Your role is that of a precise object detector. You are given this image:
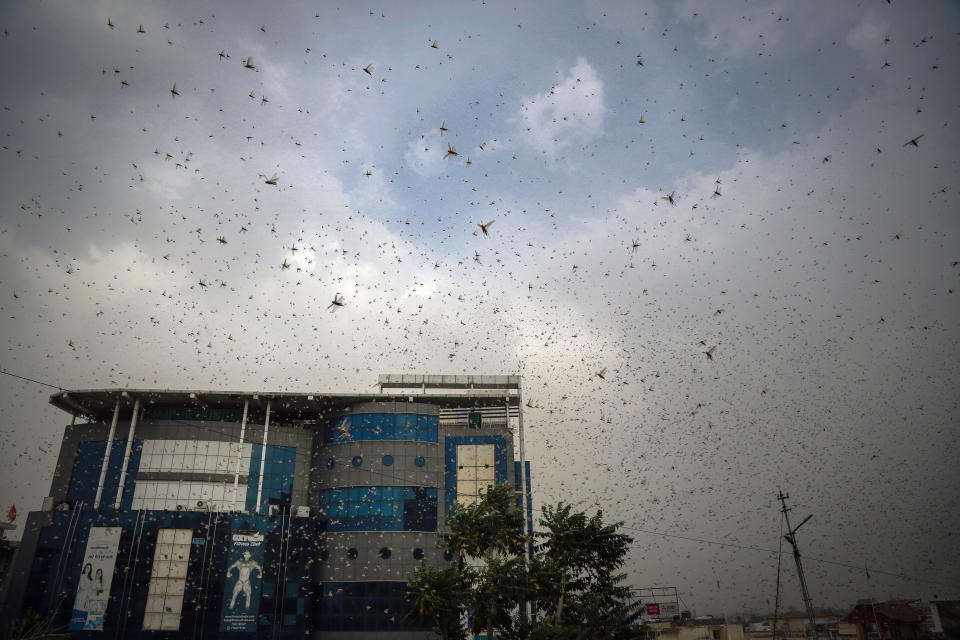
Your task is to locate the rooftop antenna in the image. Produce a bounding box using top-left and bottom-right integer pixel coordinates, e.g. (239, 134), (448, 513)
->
(778, 490), (818, 640)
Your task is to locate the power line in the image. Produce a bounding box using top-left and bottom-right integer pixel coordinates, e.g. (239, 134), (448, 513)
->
(0, 368), (63, 390)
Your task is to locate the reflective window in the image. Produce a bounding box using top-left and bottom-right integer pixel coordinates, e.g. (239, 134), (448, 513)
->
(245, 444), (296, 513)
(381, 454), (394, 466)
(316, 486), (438, 532)
(142, 528), (191, 631)
(67, 440), (139, 510)
(351, 455), (363, 468)
(414, 456), (426, 467)
(325, 413), (439, 443)
(131, 480), (242, 512)
(138, 439), (250, 474)
(455, 444), (496, 506)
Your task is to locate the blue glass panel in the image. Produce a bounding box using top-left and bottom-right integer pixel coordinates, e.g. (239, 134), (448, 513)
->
(315, 487), (438, 532)
(382, 454), (394, 466)
(317, 582), (428, 631)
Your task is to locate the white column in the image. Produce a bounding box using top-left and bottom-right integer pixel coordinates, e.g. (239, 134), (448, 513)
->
(232, 399), (249, 510)
(255, 399), (271, 514)
(114, 397), (141, 510)
(93, 398), (120, 509)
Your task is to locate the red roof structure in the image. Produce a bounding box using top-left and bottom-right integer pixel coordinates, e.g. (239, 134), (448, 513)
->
(844, 602), (924, 625)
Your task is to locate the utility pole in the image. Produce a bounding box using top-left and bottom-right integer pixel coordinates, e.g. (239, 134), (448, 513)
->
(778, 491), (818, 640)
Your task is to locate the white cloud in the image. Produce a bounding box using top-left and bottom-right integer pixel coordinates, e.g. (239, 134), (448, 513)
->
(846, 11), (889, 63)
(515, 57), (605, 162)
(403, 128), (446, 177)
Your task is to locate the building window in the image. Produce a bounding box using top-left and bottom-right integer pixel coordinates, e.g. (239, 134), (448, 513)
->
(414, 456), (425, 467)
(455, 444), (496, 506)
(316, 486), (438, 532)
(413, 548), (424, 560)
(245, 444), (296, 513)
(351, 455), (363, 468)
(317, 582), (428, 631)
(326, 457), (336, 470)
(379, 547), (391, 559)
(347, 548), (358, 560)
(382, 455), (394, 467)
(326, 414), (439, 443)
(142, 528), (191, 631)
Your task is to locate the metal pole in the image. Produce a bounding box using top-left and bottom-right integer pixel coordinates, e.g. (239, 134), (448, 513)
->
(515, 377), (532, 621)
(93, 397), (121, 509)
(778, 491), (817, 640)
(233, 399), (249, 510)
(114, 397), (141, 510)
(255, 399), (271, 514)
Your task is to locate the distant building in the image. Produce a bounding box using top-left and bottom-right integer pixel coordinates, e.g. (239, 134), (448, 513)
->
(0, 522), (17, 598)
(651, 617), (746, 640)
(843, 601), (927, 640)
(929, 600), (960, 640)
(0, 375), (533, 639)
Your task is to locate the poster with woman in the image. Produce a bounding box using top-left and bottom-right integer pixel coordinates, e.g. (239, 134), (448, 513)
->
(69, 527), (122, 631)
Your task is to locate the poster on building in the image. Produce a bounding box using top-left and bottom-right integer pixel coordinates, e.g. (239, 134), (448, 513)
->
(219, 529), (265, 632)
(69, 526), (122, 631)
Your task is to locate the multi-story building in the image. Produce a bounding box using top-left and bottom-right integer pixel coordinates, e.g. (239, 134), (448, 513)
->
(0, 374), (533, 639)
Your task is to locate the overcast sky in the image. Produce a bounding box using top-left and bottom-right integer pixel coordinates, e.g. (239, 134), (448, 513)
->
(1, 0), (958, 617)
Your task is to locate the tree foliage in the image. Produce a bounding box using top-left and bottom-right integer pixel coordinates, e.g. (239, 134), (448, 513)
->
(405, 483), (646, 640)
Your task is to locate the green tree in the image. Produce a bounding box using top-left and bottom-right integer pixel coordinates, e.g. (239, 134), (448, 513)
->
(525, 503), (644, 638)
(405, 483), (646, 640)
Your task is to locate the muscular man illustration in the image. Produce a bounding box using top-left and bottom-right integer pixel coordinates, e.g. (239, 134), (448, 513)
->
(227, 550), (262, 610)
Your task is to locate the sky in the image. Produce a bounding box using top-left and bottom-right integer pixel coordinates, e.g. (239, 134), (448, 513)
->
(1, 0), (958, 617)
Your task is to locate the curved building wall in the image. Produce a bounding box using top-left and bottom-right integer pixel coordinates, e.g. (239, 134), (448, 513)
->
(311, 402), (441, 634)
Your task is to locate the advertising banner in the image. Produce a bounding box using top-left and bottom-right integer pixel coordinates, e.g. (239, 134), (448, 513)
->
(646, 602), (679, 619)
(69, 526), (122, 631)
(220, 529), (265, 632)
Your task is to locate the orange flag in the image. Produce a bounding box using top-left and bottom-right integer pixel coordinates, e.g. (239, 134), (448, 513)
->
(6, 504), (15, 522)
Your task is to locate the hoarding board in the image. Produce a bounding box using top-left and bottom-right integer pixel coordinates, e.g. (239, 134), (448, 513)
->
(220, 530), (265, 632)
(646, 602), (679, 618)
(69, 526), (122, 631)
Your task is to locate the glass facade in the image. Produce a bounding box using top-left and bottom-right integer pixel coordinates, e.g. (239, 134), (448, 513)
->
(142, 528), (191, 630)
(20, 510), (313, 638)
(133, 439), (252, 511)
(315, 581), (428, 632)
(326, 413), (439, 443)
(138, 439), (250, 475)
(444, 435), (508, 515)
(67, 440), (140, 510)
(245, 444), (296, 514)
(316, 486), (438, 532)
(455, 443), (496, 506)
